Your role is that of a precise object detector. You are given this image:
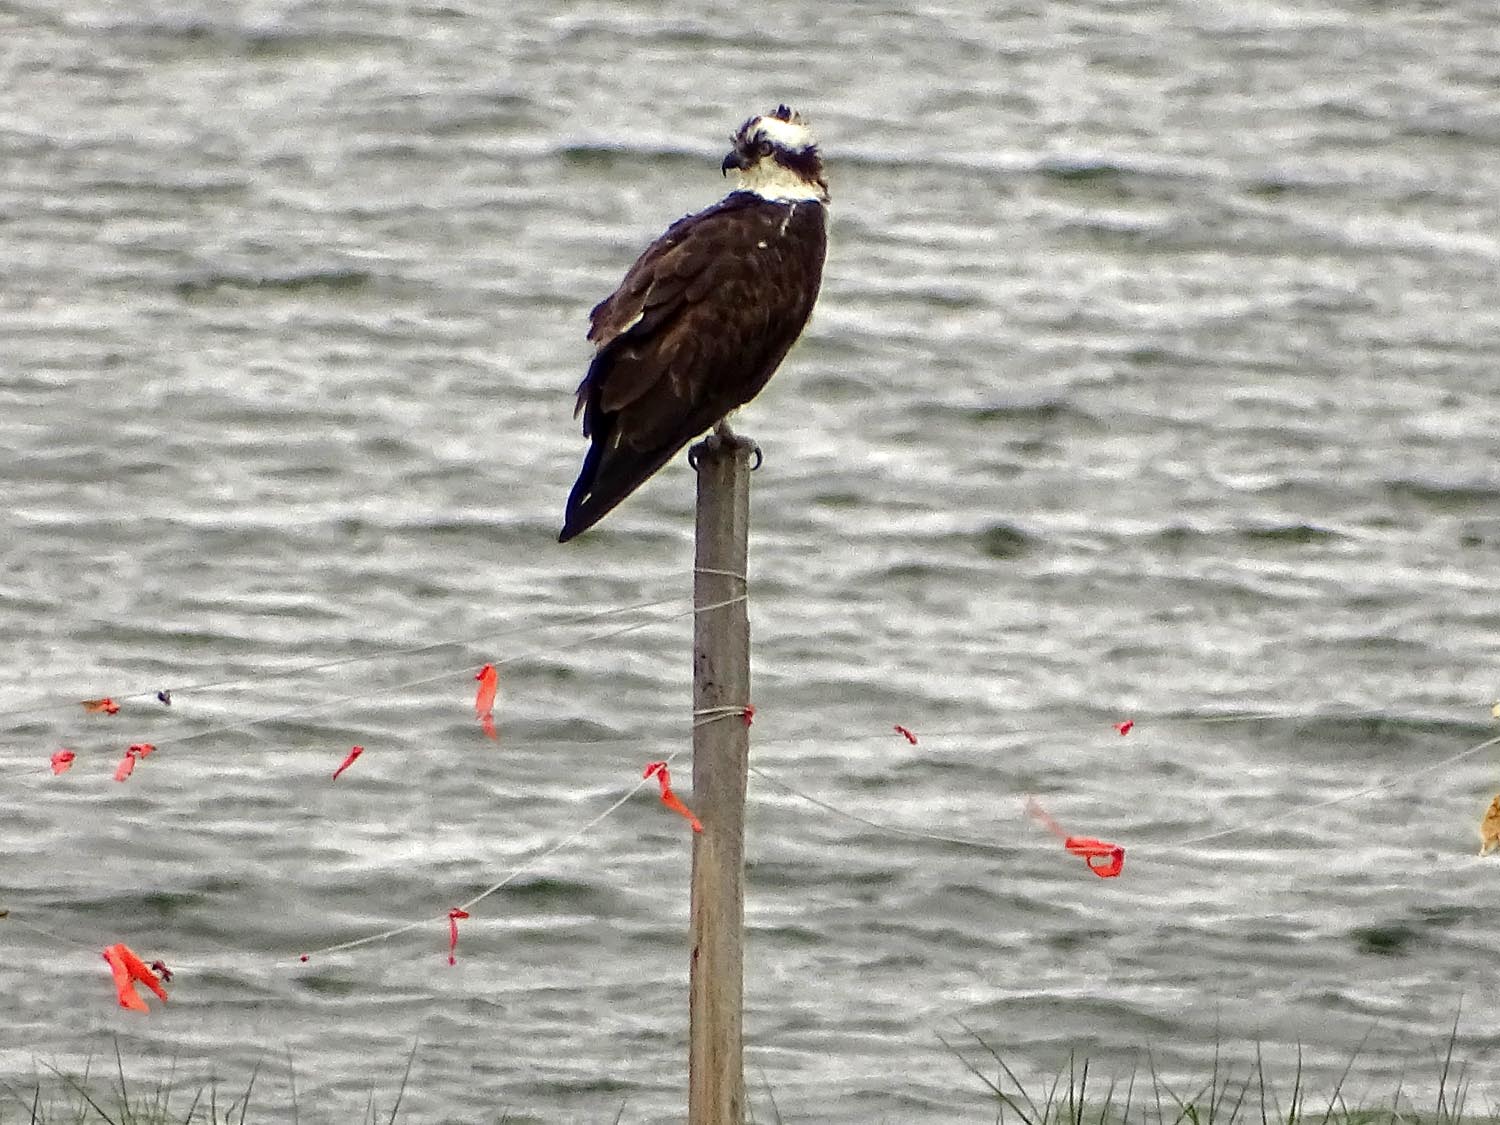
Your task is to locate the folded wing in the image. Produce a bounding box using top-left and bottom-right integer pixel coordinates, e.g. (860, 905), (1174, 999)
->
(560, 195), (825, 542)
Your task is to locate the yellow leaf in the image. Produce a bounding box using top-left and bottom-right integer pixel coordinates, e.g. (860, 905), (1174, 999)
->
(1479, 795), (1500, 856)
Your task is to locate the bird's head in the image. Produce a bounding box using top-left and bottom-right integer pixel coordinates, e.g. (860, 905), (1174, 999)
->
(721, 105), (829, 203)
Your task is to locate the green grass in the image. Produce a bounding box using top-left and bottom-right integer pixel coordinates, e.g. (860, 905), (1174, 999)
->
(0, 1041), (415, 1125)
(7, 1022), (1492, 1124)
(940, 1015), (1494, 1125)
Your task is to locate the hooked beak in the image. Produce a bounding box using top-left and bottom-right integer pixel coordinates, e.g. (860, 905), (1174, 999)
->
(721, 148), (752, 176)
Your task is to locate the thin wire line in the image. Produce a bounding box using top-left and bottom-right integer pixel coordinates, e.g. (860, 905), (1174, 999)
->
(291, 699), (751, 963)
(13, 718), (1497, 970)
(297, 748), (686, 961)
(692, 706), (751, 722)
(287, 703), (796, 962)
(750, 766), (1011, 854)
(300, 710), (1049, 963)
(0, 908), (96, 951)
(0, 595), (682, 728)
(22, 605), (696, 766)
(5, 703), (1480, 795)
(693, 567), (747, 582)
(1163, 731), (1500, 848)
(750, 728), (1500, 860)
(692, 593), (748, 613)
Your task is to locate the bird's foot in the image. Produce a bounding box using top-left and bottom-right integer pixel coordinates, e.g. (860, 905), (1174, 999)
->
(713, 421), (763, 470)
(689, 423), (762, 470)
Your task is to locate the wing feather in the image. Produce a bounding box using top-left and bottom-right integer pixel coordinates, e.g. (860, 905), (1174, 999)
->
(587, 216), (708, 348)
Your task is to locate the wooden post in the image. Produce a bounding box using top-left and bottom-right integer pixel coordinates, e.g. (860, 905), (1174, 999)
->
(688, 433), (753, 1125)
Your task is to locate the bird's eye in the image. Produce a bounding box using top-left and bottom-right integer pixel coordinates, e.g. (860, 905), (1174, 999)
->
(757, 139), (773, 156)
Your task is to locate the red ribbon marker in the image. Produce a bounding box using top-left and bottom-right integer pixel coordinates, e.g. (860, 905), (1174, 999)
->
(447, 907), (471, 965)
(113, 743), (156, 782)
(1064, 836), (1127, 878)
(50, 750), (76, 775)
(1114, 720), (1134, 736)
(1026, 797), (1126, 878)
(474, 664), (499, 740)
(643, 761), (703, 833)
(102, 943), (168, 1011)
(331, 746), (364, 780)
(82, 698), (120, 715)
(742, 705), (755, 727)
(893, 724), (918, 745)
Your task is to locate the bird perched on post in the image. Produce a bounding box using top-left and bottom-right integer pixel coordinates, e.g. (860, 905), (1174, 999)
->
(559, 105), (830, 543)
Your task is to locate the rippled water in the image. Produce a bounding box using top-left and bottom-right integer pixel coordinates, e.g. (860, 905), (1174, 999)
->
(4, 0), (1500, 1120)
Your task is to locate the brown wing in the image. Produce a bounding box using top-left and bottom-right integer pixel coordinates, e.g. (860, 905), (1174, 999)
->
(560, 193), (826, 542)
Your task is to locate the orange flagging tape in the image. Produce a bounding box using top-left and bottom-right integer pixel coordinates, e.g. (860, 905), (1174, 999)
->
(1026, 797), (1125, 878)
(447, 908), (470, 965)
(474, 664), (499, 740)
(643, 761), (702, 833)
(1063, 836), (1126, 878)
(331, 746), (364, 780)
(102, 943), (168, 1011)
(112, 744), (156, 783)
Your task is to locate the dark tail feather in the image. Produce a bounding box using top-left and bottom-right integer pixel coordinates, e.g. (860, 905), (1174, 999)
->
(558, 430), (690, 542)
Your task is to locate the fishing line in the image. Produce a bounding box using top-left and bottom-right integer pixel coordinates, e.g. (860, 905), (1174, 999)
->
(3, 600), (767, 793)
(12, 710), (740, 967)
(8, 680), (1469, 802)
(693, 593), (748, 613)
(10, 580), (1497, 989)
(11, 711), (1499, 1001)
(2, 601), (703, 777)
(750, 765), (1011, 854)
(1161, 731), (1500, 849)
(0, 593), (683, 730)
(692, 705), (752, 724)
(297, 709), (732, 960)
(295, 748), (688, 963)
(745, 723), (1500, 863)
(4, 592), (752, 769)
(0, 907), (97, 952)
(692, 567), (748, 583)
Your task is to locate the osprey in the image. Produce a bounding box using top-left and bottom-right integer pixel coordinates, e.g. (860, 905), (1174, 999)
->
(559, 105), (829, 542)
